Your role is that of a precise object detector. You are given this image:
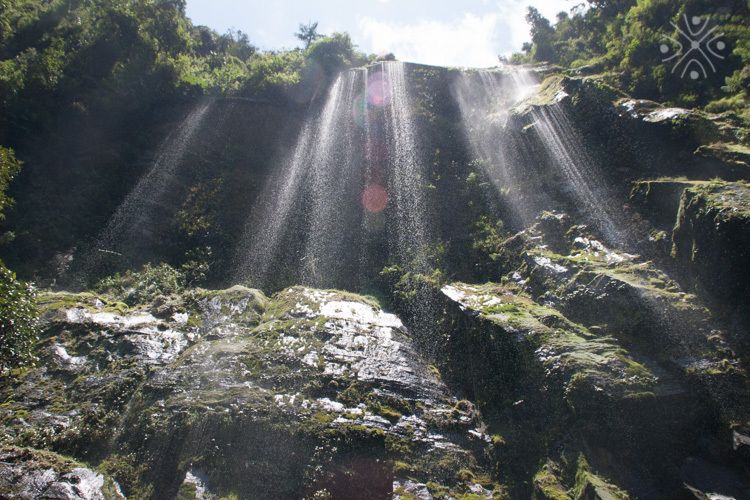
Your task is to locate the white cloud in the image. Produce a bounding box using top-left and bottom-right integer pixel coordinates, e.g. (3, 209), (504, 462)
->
(357, 0), (571, 67)
(359, 13), (502, 67)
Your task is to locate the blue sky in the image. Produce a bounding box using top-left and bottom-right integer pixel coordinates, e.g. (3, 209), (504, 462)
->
(185, 0), (574, 67)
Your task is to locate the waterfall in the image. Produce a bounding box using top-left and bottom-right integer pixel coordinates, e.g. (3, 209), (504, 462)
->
(454, 66), (628, 246)
(529, 102), (628, 246)
(234, 62), (434, 291)
(77, 100), (212, 280)
(231, 119), (315, 287)
(233, 70), (367, 289)
(382, 61), (432, 272)
(453, 67), (540, 227)
(301, 70), (365, 286)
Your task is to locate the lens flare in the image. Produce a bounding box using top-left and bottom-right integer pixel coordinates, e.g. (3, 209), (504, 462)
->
(367, 71), (390, 107)
(362, 184), (388, 213)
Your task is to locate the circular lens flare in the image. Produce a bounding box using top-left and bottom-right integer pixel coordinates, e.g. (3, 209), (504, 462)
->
(362, 184), (388, 213)
(367, 71), (390, 107)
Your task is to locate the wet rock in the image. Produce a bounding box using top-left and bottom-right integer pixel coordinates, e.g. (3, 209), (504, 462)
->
(1, 286), (503, 498)
(122, 286), (502, 498)
(681, 457), (750, 500)
(629, 179), (698, 230)
(502, 214), (750, 424)
(510, 74), (750, 183)
(0, 446), (124, 499)
(438, 281), (666, 423)
(672, 181), (750, 327)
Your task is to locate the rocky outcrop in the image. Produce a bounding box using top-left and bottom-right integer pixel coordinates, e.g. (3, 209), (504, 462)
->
(517, 215), (748, 423)
(0, 447), (124, 499)
(672, 182), (750, 317)
(0, 286), (503, 499)
(509, 74), (750, 185)
(430, 279), (694, 496)
(420, 210), (750, 497)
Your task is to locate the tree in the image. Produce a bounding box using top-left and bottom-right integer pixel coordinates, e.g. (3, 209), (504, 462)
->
(295, 21), (322, 49)
(526, 7), (558, 63)
(306, 33), (366, 75)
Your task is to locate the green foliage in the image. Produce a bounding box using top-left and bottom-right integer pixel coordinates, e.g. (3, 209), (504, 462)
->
(95, 262), (185, 305)
(244, 50), (305, 94)
(0, 143), (36, 373)
(0, 263), (38, 373)
(180, 246), (213, 286)
(526, 7), (558, 63)
(0, 146), (21, 221)
(306, 33), (367, 75)
(517, 0), (750, 110)
(0, 2), (373, 280)
(295, 21), (322, 49)
(379, 265), (445, 306)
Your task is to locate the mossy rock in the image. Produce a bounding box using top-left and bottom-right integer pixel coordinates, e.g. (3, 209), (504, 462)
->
(0, 446), (125, 499)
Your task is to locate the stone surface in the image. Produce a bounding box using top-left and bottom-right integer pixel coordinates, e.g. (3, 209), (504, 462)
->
(0, 447), (124, 499)
(672, 181), (750, 317)
(0, 286), (503, 499)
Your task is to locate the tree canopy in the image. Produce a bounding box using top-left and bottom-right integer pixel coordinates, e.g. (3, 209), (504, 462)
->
(515, 0), (750, 113)
(295, 21), (322, 49)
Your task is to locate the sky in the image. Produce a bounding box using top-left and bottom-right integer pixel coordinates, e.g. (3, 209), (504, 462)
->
(185, 0), (574, 67)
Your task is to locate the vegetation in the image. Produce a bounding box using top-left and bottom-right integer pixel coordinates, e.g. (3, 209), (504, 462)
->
(0, 144), (37, 373)
(0, 1), (374, 281)
(515, 0), (750, 113)
(94, 262), (186, 305)
(0, 264), (37, 372)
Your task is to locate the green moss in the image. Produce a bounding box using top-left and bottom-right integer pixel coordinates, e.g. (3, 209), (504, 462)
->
(533, 464), (571, 500)
(483, 303), (520, 315)
(177, 481), (198, 500)
(491, 434), (506, 447)
(98, 454), (151, 498)
(456, 468), (476, 482)
(573, 455), (629, 500)
(37, 291), (129, 315)
(312, 412), (335, 424)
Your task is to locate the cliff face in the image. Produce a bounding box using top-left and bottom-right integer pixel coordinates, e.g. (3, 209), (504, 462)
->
(2, 64), (750, 499)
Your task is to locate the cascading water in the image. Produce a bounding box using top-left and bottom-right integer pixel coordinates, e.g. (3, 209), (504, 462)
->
(76, 100), (212, 280)
(234, 62), (434, 291)
(382, 62), (433, 271)
(455, 66), (628, 246)
(233, 70), (366, 289)
(453, 67), (540, 227)
(301, 70), (365, 286)
(529, 102), (628, 246)
(232, 120), (315, 287)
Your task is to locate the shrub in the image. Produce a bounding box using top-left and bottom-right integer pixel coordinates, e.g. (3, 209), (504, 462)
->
(95, 263), (185, 306)
(0, 263), (38, 373)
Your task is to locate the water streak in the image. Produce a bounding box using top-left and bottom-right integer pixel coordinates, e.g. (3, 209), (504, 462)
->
(302, 70), (364, 286)
(233, 70), (366, 288)
(232, 119), (315, 286)
(530, 103), (628, 245)
(453, 67), (540, 225)
(383, 62), (432, 271)
(78, 101), (212, 279)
